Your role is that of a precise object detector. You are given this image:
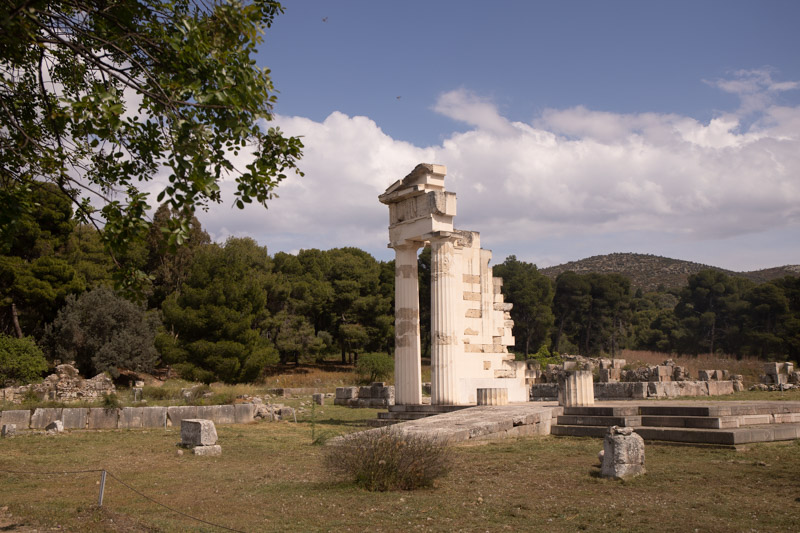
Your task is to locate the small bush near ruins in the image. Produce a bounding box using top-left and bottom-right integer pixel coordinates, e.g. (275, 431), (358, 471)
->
(0, 334), (48, 386)
(326, 428), (451, 491)
(355, 352), (394, 383)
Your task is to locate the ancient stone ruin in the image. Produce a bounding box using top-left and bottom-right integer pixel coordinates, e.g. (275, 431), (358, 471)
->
(379, 163), (525, 405)
(0, 364), (115, 404)
(755, 362), (799, 391)
(600, 426), (646, 480)
(334, 382), (395, 407)
(180, 419), (221, 456)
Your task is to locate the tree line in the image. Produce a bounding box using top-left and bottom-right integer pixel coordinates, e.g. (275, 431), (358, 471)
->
(496, 256), (800, 361)
(2, 187), (798, 386)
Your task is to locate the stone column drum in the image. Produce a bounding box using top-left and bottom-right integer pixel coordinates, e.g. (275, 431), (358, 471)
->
(430, 235), (459, 405)
(393, 243), (423, 405)
(559, 370), (595, 407)
(476, 388), (508, 406)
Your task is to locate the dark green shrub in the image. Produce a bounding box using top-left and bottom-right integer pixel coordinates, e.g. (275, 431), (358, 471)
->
(0, 334), (48, 386)
(355, 352), (393, 383)
(42, 286), (160, 378)
(325, 428), (451, 491)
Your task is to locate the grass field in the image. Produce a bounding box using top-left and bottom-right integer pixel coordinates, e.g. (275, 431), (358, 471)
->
(2, 401), (800, 532)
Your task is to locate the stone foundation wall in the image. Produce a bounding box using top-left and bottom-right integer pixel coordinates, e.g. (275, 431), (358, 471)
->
(1, 364), (115, 404)
(0, 403), (256, 430)
(334, 383), (395, 407)
(530, 380), (736, 401)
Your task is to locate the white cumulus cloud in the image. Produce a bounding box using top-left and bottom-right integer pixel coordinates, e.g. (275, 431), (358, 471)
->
(196, 71), (800, 270)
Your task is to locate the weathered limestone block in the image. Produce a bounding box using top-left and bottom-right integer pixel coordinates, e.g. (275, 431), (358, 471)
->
(119, 407), (144, 429)
(764, 362), (782, 376)
(335, 387), (359, 400)
(1, 409), (31, 428)
(477, 388), (508, 406)
(279, 407), (295, 420)
(599, 367), (621, 383)
(167, 406), (198, 427)
(791, 372), (800, 384)
(234, 403), (255, 424)
(61, 408), (89, 429)
(559, 371), (594, 407)
(31, 408), (62, 429)
(142, 406), (168, 428)
(181, 419), (218, 447)
(312, 393), (324, 405)
(88, 408), (118, 429)
(601, 426), (645, 480)
(193, 444), (222, 456)
(197, 404), (236, 425)
(698, 370), (713, 381)
(2, 424), (16, 437)
(707, 381), (735, 396)
(45, 420), (64, 433)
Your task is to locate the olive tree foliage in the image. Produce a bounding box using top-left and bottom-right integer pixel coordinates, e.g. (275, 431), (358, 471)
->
(42, 285), (160, 377)
(0, 0), (303, 290)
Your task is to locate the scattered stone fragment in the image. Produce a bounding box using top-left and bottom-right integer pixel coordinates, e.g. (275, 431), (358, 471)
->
(180, 419), (217, 447)
(312, 393), (324, 405)
(601, 426), (645, 480)
(1, 424), (16, 438)
(192, 445), (222, 456)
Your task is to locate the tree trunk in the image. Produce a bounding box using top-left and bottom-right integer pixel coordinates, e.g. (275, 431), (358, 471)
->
(11, 302), (23, 338)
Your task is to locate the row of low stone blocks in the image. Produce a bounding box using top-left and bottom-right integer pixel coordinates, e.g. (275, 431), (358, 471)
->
(532, 380), (738, 401)
(0, 404), (256, 430)
(334, 383), (395, 407)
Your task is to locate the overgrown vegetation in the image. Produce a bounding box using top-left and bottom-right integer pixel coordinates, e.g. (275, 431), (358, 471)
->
(326, 428), (451, 491)
(0, 334), (47, 386)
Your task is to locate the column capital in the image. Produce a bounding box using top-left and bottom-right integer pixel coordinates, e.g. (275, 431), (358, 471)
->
(390, 240), (424, 252)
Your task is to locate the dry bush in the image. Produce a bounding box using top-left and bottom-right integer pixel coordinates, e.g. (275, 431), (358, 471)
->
(326, 428), (451, 491)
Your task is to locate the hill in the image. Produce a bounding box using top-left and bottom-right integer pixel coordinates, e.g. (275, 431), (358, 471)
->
(539, 253), (800, 292)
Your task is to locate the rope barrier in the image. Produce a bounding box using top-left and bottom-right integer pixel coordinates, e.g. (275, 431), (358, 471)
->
(0, 467), (248, 533)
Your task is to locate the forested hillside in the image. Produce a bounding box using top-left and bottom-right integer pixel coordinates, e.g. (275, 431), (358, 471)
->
(540, 253), (800, 292)
(1, 186), (798, 388)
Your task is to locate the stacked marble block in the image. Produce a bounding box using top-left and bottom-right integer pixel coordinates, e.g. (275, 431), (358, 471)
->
(762, 362), (797, 386)
(334, 383), (395, 407)
(558, 371), (594, 407)
(180, 419), (221, 456)
(476, 388), (508, 406)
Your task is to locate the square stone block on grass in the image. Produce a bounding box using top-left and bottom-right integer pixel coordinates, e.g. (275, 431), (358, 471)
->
(234, 403), (255, 424)
(197, 405), (235, 425)
(31, 408), (62, 429)
(181, 419), (218, 446)
(141, 407), (168, 428)
(119, 407), (144, 429)
(88, 408), (119, 429)
(192, 444), (222, 456)
(61, 408), (89, 429)
(1, 410), (32, 429)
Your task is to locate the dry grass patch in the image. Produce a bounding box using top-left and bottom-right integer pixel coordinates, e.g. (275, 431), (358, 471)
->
(2, 402), (800, 532)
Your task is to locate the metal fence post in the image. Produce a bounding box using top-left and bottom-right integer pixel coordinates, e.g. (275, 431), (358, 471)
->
(98, 470), (107, 507)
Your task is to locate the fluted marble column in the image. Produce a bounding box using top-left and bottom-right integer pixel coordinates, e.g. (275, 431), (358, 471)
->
(430, 235), (459, 405)
(393, 243), (422, 405)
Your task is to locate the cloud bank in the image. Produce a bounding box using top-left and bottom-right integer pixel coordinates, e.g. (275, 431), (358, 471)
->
(198, 69), (800, 270)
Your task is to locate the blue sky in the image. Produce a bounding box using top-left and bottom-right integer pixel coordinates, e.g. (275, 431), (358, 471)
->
(195, 0), (800, 272)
